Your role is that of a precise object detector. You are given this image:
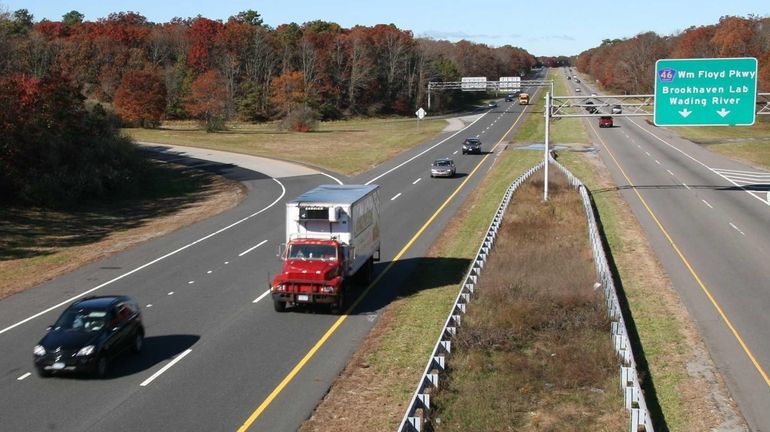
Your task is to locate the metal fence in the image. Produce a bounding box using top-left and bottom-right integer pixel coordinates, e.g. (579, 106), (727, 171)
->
(398, 159), (654, 432)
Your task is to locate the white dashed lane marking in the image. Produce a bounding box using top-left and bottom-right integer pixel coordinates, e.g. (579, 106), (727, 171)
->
(702, 200), (713, 209)
(253, 290), (271, 303)
(17, 373), (30, 381)
(391, 193), (402, 201)
(412, 178), (421, 185)
(140, 349), (193, 387)
(239, 240), (268, 257)
(729, 223), (746, 236)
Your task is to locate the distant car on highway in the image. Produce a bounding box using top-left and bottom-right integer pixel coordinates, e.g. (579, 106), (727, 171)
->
(505, 93), (515, 102)
(599, 116), (614, 128)
(612, 104), (623, 114)
(575, 88), (581, 92)
(430, 158), (456, 178)
(585, 101), (598, 114)
(34, 296), (144, 378)
(590, 92), (597, 97)
(487, 101), (498, 108)
(462, 137), (482, 154)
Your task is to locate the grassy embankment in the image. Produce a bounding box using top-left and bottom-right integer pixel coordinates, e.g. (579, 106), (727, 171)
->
(670, 121), (770, 169)
(1, 118), (446, 299)
(124, 118), (447, 177)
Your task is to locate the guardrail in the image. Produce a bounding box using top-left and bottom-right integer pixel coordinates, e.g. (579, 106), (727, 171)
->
(398, 158), (654, 432)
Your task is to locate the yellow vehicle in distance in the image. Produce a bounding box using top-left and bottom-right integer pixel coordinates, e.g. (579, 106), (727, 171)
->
(518, 92), (529, 105)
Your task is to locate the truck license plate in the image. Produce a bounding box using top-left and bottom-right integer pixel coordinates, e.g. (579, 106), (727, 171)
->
(297, 294), (309, 302)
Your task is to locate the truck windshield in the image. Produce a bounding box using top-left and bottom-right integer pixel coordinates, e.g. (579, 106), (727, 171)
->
(289, 244), (337, 261)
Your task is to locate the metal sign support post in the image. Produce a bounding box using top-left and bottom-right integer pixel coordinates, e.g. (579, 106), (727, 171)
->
(544, 92), (550, 201)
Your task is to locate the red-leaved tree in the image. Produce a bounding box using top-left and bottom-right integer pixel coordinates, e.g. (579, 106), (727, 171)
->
(114, 69), (167, 127)
(185, 69), (228, 131)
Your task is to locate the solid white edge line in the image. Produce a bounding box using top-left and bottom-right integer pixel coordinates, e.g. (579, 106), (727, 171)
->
(140, 348), (193, 387)
(239, 239), (268, 257)
(363, 112), (490, 185)
(318, 171), (343, 185)
(391, 193), (402, 201)
(253, 289), (271, 303)
(17, 372), (31, 381)
(702, 199), (713, 209)
(412, 178), (421, 185)
(0, 178), (287, 336)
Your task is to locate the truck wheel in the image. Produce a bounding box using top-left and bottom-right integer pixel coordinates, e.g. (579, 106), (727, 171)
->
(331, 292), (346, 315)
(365, 258), (374, 283)
(273, 299), (287, 312)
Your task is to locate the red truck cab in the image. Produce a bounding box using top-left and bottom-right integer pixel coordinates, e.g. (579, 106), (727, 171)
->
(270, 239), (346, 312)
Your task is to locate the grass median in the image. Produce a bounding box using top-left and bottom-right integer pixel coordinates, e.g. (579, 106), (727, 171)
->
(432, 169), (625, 431)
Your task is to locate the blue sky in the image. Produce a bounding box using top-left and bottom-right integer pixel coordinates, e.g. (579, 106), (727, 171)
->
(2, 1), (768, 56)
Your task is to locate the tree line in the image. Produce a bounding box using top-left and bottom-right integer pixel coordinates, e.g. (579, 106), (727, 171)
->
(575, 15), (770, 94)
(0, 9), (537, 129)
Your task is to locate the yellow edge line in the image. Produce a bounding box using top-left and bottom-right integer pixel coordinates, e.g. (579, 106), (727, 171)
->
(236, 106), (530, 431)
(586, 120), (770, 387)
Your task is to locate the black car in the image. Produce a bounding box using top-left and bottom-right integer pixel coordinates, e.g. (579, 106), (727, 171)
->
(34, 295), (144, 378)
(462, 137), (482, 154)
(584, 101), (598, 114)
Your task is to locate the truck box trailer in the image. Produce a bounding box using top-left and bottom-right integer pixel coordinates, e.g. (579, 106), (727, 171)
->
(270, 184), (381, 313)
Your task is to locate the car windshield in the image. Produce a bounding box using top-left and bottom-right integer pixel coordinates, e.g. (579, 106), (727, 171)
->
(53, 309), (107, 332)
(288, 244), (337, 260)
(434, 160), (452, 167)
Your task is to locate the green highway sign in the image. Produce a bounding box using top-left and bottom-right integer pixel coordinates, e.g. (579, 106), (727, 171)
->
(654, 57), (758, 126)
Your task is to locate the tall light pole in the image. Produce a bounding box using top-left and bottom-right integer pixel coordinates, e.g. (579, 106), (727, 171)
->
(544, 91), (550, 201)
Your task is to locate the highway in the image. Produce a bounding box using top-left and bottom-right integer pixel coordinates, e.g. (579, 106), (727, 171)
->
(0, 74), (545, 431)
(569, 70), (770, 430)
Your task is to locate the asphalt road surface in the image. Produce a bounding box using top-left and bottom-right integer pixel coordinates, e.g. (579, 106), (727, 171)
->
(0, 73), (547, 432)
(570, 70), (770, 431)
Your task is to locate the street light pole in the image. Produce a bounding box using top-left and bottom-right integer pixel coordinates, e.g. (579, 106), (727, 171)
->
(544, 91), (550, 201)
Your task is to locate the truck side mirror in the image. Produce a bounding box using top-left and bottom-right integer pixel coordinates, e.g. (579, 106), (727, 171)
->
(277, 243), (286, 260)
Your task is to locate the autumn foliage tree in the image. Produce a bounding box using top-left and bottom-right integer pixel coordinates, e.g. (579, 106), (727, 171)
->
(185, 69), (228, 131)
(114, 70), (167, 127)
(0, 74), (146, 206)
(269, 70), (306, 116)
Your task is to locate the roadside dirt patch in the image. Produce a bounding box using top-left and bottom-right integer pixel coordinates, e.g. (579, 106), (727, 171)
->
(0, 165), (244, 300)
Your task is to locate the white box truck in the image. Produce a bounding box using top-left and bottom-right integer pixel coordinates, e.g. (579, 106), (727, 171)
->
(270, 184), (381, 313)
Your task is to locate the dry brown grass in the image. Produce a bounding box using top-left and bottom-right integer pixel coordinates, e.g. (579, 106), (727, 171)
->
(432, 170), (625, 431)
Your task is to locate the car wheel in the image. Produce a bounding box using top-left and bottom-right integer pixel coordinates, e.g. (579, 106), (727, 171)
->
(93, 356), (108, 378)
(273, 298), (286, 312)
(131, 331), (144, 354)
(36, 367), (51, 378)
